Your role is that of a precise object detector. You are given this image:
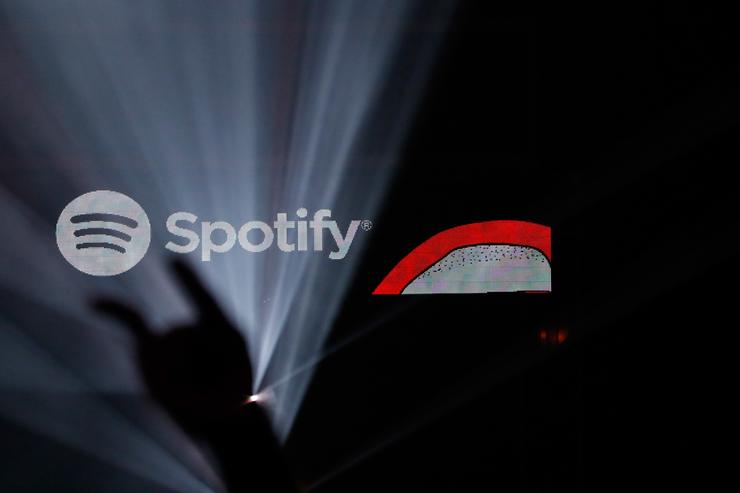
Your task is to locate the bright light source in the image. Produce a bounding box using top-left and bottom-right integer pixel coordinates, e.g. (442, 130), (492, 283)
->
(245, 393), (264, 405)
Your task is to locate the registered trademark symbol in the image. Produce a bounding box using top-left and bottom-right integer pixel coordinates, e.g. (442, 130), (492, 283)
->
(361, 219), (373, 231)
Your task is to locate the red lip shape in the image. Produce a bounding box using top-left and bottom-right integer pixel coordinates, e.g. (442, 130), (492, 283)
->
(373, 220), (551, 295)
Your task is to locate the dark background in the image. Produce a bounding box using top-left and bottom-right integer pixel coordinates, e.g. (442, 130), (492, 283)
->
(1, 1), (736, 492)
(285, 1), (736, 491)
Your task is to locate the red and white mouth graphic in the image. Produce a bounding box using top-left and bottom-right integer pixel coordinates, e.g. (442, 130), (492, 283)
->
(373, 220), (551, 295)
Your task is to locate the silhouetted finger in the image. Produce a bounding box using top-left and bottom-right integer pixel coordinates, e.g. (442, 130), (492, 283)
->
(92, 299), (154, 342)
(170, 259), (228, 322)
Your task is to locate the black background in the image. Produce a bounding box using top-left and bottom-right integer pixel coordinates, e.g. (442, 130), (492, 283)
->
(285, 1), (736, 491)
(0, 1), (736, 492)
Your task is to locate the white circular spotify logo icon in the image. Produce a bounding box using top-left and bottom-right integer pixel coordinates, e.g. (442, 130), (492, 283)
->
(56, 190), (151, 276)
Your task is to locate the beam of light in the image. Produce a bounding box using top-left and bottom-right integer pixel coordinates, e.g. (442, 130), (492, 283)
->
(259, 298), (418, 398)
(0, 317), (223, 493)
(0, 3), (455, 486)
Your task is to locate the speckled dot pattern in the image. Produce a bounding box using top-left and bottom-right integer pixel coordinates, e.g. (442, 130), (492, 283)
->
(402, 244), (551, 294)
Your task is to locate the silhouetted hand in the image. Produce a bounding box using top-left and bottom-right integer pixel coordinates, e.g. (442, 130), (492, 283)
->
(94, 259), (253, 431)
(94, 260), (298, 493)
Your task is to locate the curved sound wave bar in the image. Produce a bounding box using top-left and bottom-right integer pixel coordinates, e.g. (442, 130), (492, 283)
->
(73, 228), (132, 242)
(75, 242), (126, 254)
(70, 213), (138, 229)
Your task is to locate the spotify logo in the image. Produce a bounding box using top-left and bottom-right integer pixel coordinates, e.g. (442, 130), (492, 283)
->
(56, 190), (151, 276)
(57, 190), (366, 275)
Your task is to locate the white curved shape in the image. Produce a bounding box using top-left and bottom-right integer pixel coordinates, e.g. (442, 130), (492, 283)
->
(402, 244), (551, 294)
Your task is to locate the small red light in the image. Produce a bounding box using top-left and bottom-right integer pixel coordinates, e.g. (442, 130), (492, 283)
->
(556, 328), (568, 344)
(538, 327), (568, 345)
